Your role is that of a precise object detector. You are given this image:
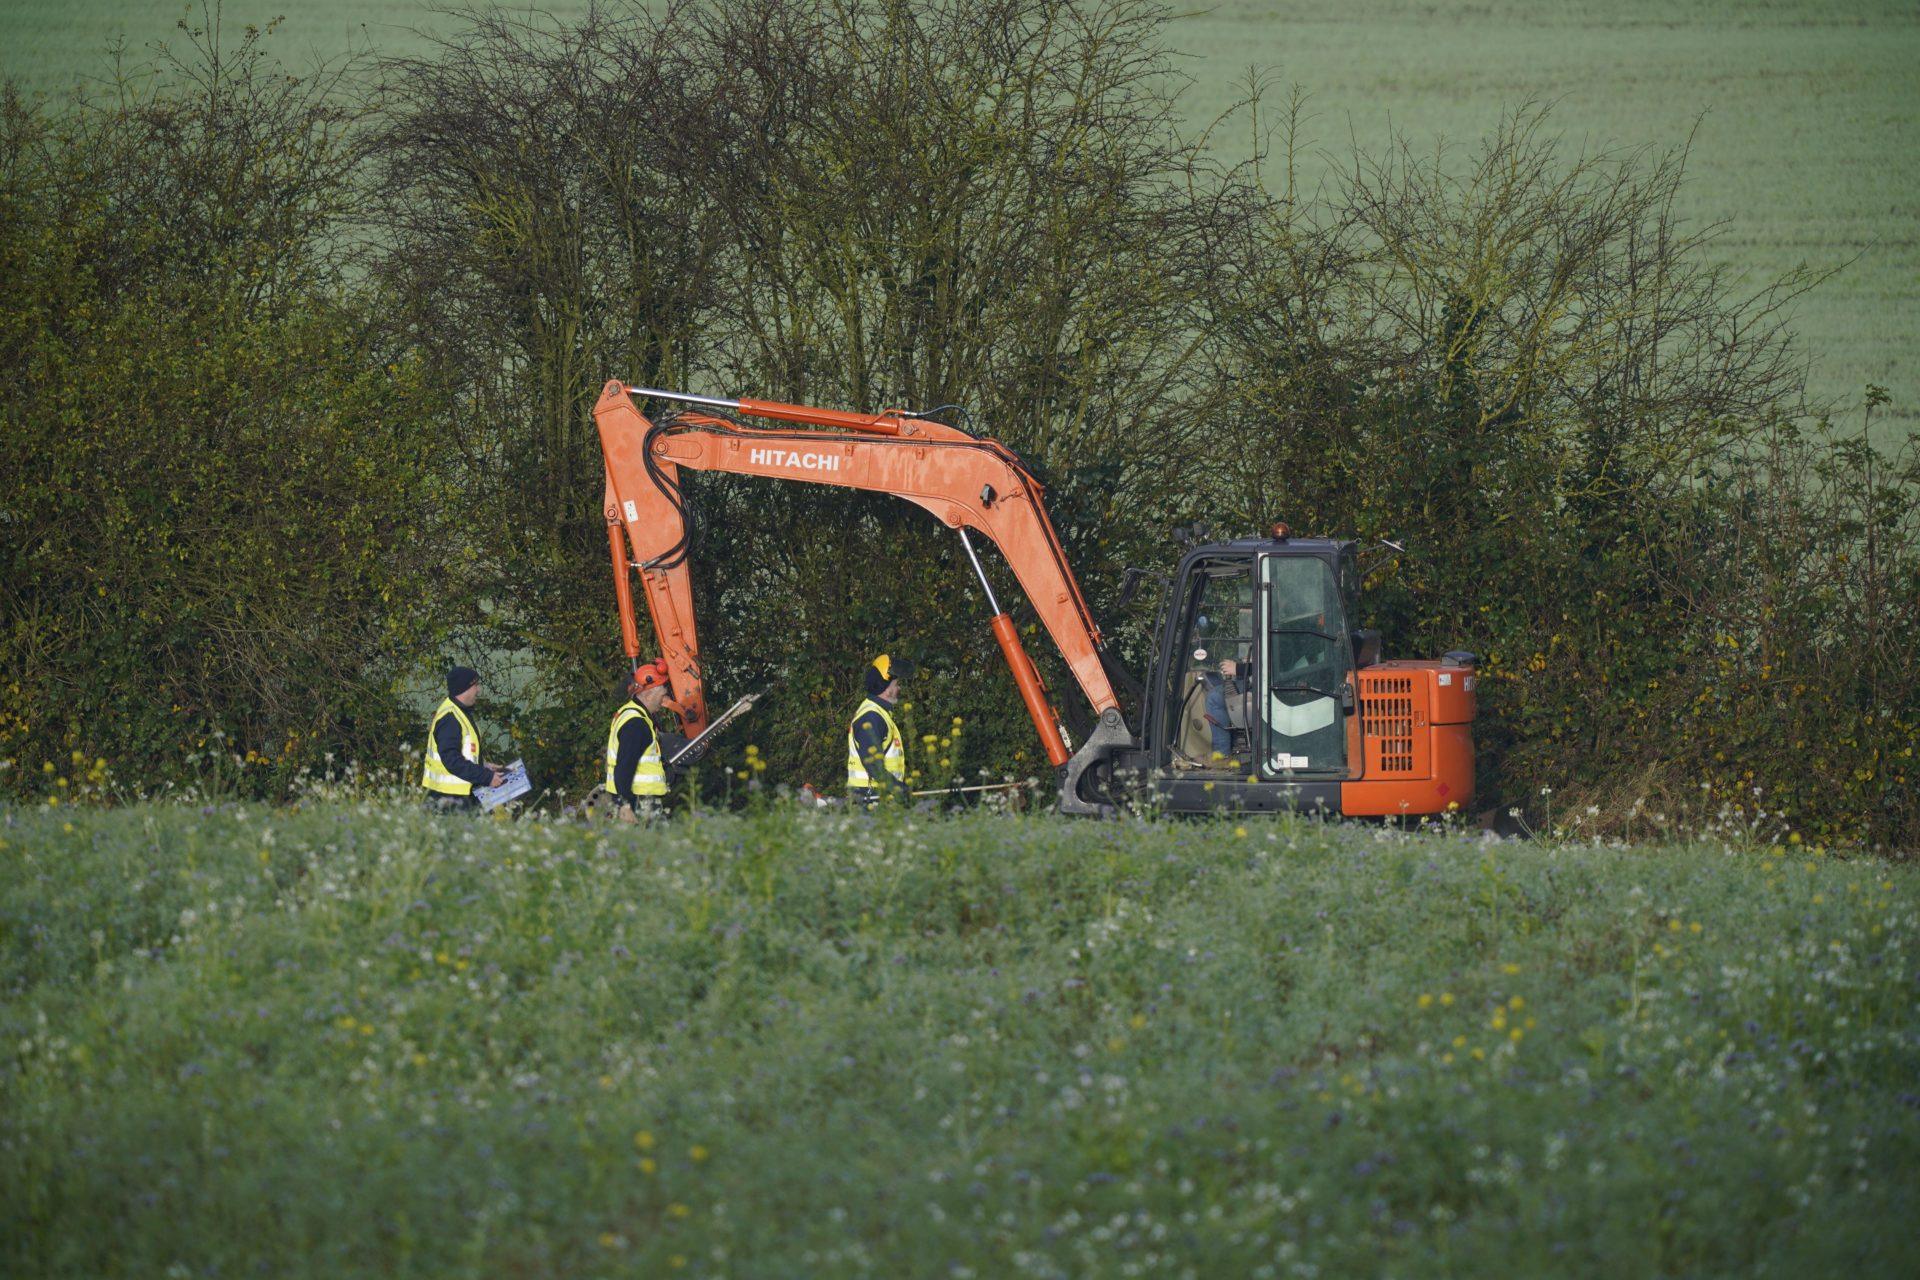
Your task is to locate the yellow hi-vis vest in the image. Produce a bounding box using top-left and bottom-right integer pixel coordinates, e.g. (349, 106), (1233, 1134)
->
(846, 698), (905, 792)
(605, 701), (668, 797)
(421, 698), (480, 795)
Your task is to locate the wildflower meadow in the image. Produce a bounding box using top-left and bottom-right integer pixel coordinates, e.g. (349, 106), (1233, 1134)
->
(3, 796), (1915, 1277)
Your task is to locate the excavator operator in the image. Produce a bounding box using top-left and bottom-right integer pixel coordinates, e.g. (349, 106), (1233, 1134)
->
(607, 659), (673, 822)
(847, 654), (913, 806)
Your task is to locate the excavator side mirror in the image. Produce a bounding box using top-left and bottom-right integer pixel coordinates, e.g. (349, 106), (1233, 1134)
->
(1351, 628), (1382, 669)
(1111, 566), (1148, 614)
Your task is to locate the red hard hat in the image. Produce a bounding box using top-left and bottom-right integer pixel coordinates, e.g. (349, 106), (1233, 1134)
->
(630, 659), (670, 693)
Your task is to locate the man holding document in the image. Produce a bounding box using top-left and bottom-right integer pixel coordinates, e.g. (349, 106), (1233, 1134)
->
(421, 666), (509, 814)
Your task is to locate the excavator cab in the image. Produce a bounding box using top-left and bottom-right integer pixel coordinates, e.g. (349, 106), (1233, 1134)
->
(1122, 534), (1473, 817)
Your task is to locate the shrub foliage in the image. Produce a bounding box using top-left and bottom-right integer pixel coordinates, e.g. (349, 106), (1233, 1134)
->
(0, 25), (456, 791)
(1, 2), (1914, 846)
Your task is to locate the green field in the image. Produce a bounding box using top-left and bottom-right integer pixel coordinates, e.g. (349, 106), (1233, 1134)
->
(3, 798), (1916, 1275)
(3, 0), (1914, 441)
(1181, 0), (1920, 443)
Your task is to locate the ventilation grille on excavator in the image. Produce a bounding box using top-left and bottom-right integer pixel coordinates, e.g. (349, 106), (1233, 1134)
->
(1359, 674), (1418, 775)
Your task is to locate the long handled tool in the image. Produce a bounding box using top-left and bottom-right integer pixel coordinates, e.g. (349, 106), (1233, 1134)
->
(669, 684), (773, 766)
(908, 780), (1035, 798)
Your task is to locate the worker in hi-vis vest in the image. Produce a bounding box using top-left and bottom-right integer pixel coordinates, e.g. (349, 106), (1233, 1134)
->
(847, 654), (913, 806)
(421, 666), (505, 813)
(606, 658), (673, 823)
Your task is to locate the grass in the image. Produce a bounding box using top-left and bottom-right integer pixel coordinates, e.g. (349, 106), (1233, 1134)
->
(3, 795), (1916, 1276)
(2, 1), (1913, 442)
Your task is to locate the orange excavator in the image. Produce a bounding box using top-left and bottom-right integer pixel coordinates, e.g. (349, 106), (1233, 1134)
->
(593, 381), (1477, 817)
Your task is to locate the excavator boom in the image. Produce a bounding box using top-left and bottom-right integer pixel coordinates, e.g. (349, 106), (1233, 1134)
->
(593, 381), (1129, 809)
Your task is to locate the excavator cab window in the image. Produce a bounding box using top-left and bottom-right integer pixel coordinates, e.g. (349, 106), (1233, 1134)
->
(1165, 559), (1256, 769)
(1258, 553), (1352, 777)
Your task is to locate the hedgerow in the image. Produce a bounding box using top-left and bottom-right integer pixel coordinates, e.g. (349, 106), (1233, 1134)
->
(2, 3), (1915, 847)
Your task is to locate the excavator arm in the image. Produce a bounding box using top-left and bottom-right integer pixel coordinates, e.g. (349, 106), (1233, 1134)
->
(592, 380), (1132, 813)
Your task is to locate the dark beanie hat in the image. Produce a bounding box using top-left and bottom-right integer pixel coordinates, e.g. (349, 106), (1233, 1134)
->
(864, 654), (911, 696)
(447, 666), (480, 697)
